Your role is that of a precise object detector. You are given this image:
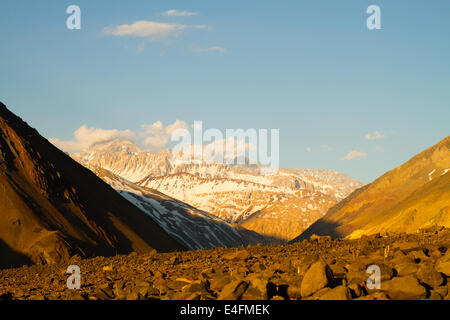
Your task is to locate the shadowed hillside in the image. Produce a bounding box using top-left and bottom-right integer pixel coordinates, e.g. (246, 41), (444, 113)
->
(0, 102), (184, 268)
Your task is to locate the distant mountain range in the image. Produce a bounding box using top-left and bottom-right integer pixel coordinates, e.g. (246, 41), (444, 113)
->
(0, 103), (183, 268)
(292, 136), (450, 241)
(73, 140), (364, 241)
(87, 165), (268, 249)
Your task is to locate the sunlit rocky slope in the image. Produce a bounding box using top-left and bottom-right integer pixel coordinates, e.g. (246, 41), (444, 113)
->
(294, 136), (450, 241)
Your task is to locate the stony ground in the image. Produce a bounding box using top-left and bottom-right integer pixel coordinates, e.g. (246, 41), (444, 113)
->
(1, 227), (450, 300)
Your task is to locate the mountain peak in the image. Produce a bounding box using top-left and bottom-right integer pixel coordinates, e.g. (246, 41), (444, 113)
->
(88, 139), (142, 154)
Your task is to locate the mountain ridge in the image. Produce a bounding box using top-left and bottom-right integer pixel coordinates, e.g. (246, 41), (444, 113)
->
(292, 136), (450, 241)
(0, 103), (184, 268)
(72, 139), (363, 241)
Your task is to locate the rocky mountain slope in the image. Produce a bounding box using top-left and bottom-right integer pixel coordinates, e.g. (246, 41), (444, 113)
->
(0, 103), (184, 269)
(1, 227), (449, 300)
(87, 166), (264, 250)
(73, 140), (363, 241)
(293, 136), (450, 241)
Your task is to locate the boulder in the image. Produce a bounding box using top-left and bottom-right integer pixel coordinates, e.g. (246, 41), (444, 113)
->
(384, 276), (427, 300)
(435, 250), (450, 276)
(428, 291), (443, 300)
(408, 250), (429, 263)
(217, 280), (249, 300)
(223, 250), (250, 261)
(356, 291), (389, 300)
(302, 287), (331, 300)
(395, 262), (419, 276)
(318, 286), (352, 300)
(241, 275), (269, 300)
(416, 264), (444, 288)
(300, 259), (333, 297)
(347, 280), (362, 298)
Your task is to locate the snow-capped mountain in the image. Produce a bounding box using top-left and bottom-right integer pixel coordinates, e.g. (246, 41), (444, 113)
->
(87, 166), (253, 250)
(73, 140), (364, 241)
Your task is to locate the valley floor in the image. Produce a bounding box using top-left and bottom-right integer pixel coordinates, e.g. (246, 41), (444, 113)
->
(1, 228), (449, 300)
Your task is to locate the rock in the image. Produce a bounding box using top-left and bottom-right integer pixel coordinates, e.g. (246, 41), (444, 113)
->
(169, 255), (180, 265)
(0, 293), (13, 301)
(182, 282), (209, 295)
(96, 283), (115, 300)
(408, 250), (429, 263)
(433, 285), (448, 298)
(392, 249), (413, 263)
(302, 287), (331, 300)
(176, 281), (213, 300)
(209, 275), (232, 293)
(217, 280), (249, 300)
(428, 291), (443, 300)
(395, 242), (421, 252)
(241, 277), (269, 300)
(348, 263), (394, 285)
(310, 234), (332, 243)
(102, 265), (113, 272)
(300, 259), (333, 297)
(251, 262), (266, 273)
(377, 263), (395, 281)
(416, 264), (444, 288)
(223, 250), (250, 261)
(425, 247), (441, 260)
(113, 281), (127, 300)
(435, 250), (450, 276)
(200, 267), (215, 279)
(318, 285), (352, 300)
(395, 262), (419, 276)
(345, 263), (368, 284)
(270, 262), (289, 274)
(329, 263), (347, 277)
(236, 266), (250, 276)
(347, 280), (362, 298)
(356, 291), (389, 300)
(125, 280), (156, 300)
(385, 276), (427, 300)
(286, 283), (302, 300)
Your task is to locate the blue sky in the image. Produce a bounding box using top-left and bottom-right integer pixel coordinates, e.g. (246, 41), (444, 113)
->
(0, 0), (449, 183)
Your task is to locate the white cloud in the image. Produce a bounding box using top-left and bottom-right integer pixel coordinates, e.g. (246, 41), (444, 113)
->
(163, 9), (198, 17)
(140, 120), (188, 150)
(190, 46), (227, 54)
(49, 126), (135, 154)
(102, 21), (208, 40)
(341, 150), (367, 161)
(50, 120), (188, 153)
(365, 131), (385, 140)
(172, 136), (258, 165)
(306, 147), (312, 152)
